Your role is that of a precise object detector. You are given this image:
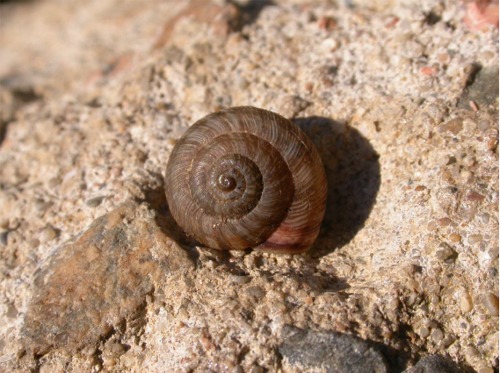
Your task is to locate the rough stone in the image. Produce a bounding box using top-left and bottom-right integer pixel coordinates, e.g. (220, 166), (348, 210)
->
(459, 65), (499, 111)
(279, 325), (388, 373)
(22, 200), (193, 355)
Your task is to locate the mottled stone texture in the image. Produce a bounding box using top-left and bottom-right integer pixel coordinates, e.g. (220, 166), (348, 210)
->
(279, 326), (388, 373)
(22, 201), (193, 354)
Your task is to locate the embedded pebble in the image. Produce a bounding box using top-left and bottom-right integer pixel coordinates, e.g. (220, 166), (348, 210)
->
(0, 219), (9, 229)
(275, 95), (311, 118)
(439, 118), (463, 135)
(435, 243), (455, 261)
(437, 217), (452, 226)
(85, 196), (106, 207)
(449, 234), (461, 244)
(467, 191), (485, 202)
(108, 342), (126, 356)
(431, 328), (444, 343)
(236, 76), (249, 89)
(29, 238), (40, 248)
(482, 293), (499, 316)
(0, 231), (8, 246)
(479, 213), (490, 224)
(478, 367), (494, 373)
(39, 226), (58, 243)
(419, 326), (430, 339)
(459, 293), (473, 313)
(229, 275), (251, 285)
(34, 199), (53, 214)
(468, 234), (483, 245)
(465, 346), (480, 358)
(245, 286), (265, 300)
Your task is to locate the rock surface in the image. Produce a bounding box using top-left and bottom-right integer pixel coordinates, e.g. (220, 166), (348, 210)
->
(22, 200), (193, 356)
(0, 0), (498, 372)
(279, 325), (388, 372)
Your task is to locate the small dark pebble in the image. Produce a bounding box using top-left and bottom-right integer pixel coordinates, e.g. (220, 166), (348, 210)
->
(0, 120), (7, 146)
(466, 191), (485, 202)
(318, 16), (337, 31)
(404, 354), (465, 373)
(279, 325), (388, 373)
(0, 231), (8, 246)
(86, 196), (107, 207)
(436, 242), (456, 261)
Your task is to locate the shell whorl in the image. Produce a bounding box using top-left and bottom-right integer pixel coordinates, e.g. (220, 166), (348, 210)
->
(165, 106), (327, 254)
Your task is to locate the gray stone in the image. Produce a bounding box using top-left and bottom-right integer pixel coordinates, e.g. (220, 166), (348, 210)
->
(279, 325), (388, 373)
(459, 65), (499, 110)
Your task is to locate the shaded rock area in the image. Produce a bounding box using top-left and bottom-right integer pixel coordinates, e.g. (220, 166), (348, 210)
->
(404, 354), (466, 373)
(0, 0), (498, 372)
(458, 64), (499, 110)
(279, 325), (388, 373)
(22, 200), (193, 355)
(294, 116), (381, 256)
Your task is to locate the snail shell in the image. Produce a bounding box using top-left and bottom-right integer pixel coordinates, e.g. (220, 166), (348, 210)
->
(164, 106), (327, 254)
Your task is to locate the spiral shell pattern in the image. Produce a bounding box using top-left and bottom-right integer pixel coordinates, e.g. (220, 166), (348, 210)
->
(165, 106), (327, 254)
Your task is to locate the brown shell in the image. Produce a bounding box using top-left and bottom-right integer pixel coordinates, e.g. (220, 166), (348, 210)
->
(164, 106), (327, 254)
